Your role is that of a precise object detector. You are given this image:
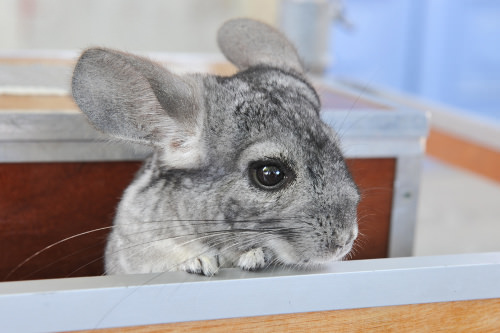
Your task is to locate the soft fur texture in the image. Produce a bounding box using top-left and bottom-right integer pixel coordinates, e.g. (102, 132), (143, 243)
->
(71, 18), (360, 276)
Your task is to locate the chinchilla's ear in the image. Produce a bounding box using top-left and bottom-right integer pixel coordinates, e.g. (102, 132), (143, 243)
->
(72, 48), (206, 169)
(217, 18), (304, 73)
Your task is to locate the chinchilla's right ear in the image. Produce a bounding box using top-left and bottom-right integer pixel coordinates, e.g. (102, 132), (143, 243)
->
(217, 18), (303, 74)
(72, 48), (206, 169)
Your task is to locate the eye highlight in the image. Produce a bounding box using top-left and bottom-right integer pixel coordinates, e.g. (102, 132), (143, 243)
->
(249, 161), (293, 190)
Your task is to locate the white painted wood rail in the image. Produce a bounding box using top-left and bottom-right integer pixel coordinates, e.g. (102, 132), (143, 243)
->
(1, 252), (499, 332)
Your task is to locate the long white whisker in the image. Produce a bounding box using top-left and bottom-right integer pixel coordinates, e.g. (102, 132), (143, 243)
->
(5, 226), (112, 281)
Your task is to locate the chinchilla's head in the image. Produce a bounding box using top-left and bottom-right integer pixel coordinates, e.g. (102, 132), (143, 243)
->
(72, 18), (359, 269)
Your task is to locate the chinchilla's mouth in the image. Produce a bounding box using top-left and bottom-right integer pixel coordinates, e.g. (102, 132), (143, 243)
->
(306, 242), (355, 265)
(265, 236), (356, 268)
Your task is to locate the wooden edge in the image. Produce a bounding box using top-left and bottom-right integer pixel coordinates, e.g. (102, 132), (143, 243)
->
(73, 298), (500, 333)
(0, 95), (79, 110)
(427, 127), (500, 183)
(0, 58), (76, 65)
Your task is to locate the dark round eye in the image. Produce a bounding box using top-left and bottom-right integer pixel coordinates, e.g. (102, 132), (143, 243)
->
(250, 162), (291, 190)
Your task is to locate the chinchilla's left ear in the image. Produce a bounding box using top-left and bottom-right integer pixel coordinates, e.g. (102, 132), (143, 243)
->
(217, 18), (304, 74)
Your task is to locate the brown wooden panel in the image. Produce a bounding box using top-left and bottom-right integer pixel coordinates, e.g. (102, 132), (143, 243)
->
(346, 158), (395, 259)
(73, 298), (500, 333)
(427, 128), (500, 183)
(0, 162), (141, 281)
(0, 158), (394, 281)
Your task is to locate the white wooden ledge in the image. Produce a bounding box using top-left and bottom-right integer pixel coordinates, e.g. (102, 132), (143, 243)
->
(1, 252), (499, 333)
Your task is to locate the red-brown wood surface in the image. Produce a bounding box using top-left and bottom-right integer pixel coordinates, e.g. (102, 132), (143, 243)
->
(0, 162), (141, 281)
(0, 158), (394, 281)
(346, 158), (395, 259)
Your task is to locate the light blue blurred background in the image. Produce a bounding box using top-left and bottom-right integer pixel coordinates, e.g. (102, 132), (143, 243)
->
(328, 0), (500, 123)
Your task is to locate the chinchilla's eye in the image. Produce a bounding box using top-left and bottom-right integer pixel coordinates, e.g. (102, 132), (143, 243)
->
(250, 161), (292, 190)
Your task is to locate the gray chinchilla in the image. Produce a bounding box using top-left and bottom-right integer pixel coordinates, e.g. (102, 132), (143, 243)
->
(71, 18), (360, 276)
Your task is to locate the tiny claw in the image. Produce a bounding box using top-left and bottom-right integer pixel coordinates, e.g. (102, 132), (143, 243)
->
(237, 248), (267, 271)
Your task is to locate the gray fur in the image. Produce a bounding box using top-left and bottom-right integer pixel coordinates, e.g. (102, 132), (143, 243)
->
(72, 18), (359, 276)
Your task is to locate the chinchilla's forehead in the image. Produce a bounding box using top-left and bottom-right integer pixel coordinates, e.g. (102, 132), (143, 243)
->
(229, 66), (321, 111)
(202, 67), (345, 174)
(205, 67), (323, 140)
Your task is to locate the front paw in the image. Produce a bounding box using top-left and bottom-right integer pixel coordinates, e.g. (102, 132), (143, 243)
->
(181, 255), (219, 276)
(237, 248), (267, 271)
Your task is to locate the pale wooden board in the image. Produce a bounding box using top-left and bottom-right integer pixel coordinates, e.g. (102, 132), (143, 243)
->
(0, 95), (78, 110)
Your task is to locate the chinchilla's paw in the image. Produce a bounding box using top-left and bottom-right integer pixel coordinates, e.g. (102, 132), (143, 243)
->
(181, 255), (220, 276)
(237, 248), (267, 271)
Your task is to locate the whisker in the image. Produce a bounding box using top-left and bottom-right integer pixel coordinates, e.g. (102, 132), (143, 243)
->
(22, 239), (106, 281)
(92, 271), (168, 329)
(103, 231), (239, 275)
(103, 227), (294, 275)
(103, 229), (275, 274)
(4, 226), (113, 281)
(12, 216), (304, 279)
(16, 214), (308, 280)
(135, 216), (305, 225)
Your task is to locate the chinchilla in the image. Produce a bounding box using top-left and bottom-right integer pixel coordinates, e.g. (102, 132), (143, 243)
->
(71, 18), (360, 276)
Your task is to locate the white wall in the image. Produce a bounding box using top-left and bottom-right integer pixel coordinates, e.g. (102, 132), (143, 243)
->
(0, 0), (278, 52)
